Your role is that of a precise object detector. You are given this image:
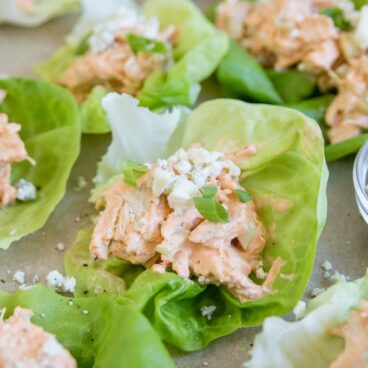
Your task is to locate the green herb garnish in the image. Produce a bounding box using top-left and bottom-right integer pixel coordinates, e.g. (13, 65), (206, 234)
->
(234, 189), (252, 203)
(193, 196), (229, 223)
(126, 33), (168, 55)
(122, 160), (148, 187)
(200, 186), (218, 198)
(321, 7), (351, 31)
(75, 34), (91, 56)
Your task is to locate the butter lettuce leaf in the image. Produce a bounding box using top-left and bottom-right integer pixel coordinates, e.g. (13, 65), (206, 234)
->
(64, 228), (143, 296)
(287, 96), (368, 161)
(0, 285), (175, 368)
(138, 0), (229, 109)
(0, 0), (79, 27)
(91, 93), (182, 200)
(215, 39), (367, 160)
(267, 69), (316, 104)
(216, 41), (283, 105)
(246, 274), (368, 368)
(66, 97), (327, 351)
(0, 78), (80, 249)
(80, 86), (110, 134)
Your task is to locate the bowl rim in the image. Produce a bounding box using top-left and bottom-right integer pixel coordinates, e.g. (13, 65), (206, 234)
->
(353, 141), (368, 218)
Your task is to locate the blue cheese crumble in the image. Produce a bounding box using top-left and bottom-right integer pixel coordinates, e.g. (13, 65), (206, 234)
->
(46, 271), (76, 294)
(152, 147), (241, 212)
(15, 179), (36, 202)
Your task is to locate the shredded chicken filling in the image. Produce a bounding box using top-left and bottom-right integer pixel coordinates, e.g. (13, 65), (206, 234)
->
(60, 6), (178, 101)
(216, 0), (368, 144)
(0, 112), (34, 208)
(0, 307), (76, 368)
(90, 146), (283, 302)
(329, 301), (368, 368)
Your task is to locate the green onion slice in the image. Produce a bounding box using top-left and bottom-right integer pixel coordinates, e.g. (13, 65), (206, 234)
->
(122, 160), (148, 187)
(126, 33), (168, 55)
(234, 189), (252, 203)
(200, 186), (218, 198)
(193, 197), (229, 223)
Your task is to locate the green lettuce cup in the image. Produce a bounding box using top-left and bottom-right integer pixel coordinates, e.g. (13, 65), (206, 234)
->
(37, 0), (228, 134)
(0, 285), (174, 368)
(0, 78), (80, 249)
(0, 0), (79, 27)
(65, 94), (328, 351)
(246, 272), (368, 368)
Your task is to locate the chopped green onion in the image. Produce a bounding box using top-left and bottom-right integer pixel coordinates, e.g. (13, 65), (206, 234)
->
(193, 197), (229, 223)
(200, 186), (218, 198)
(234, 189), (252, 203)
(321, 7), (351, 31)
(126, 33), (168, 55)
(75, 34), (90, 56)
(122, 160), (148, 187)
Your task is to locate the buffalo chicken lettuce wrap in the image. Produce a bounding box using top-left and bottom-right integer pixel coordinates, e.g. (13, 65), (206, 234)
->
(0, 286), (175, 368)
(65, 93), (328, 351)
(246, 272), (368, 368)
(0, 78), (80, 249)
(38, 0), (229, 133)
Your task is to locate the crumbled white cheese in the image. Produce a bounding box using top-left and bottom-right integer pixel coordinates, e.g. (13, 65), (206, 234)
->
(46, 270), (64, 290)
(321, 260), (332, 271)
(289, 29), (300, 38)
(32, 275), (39, 284)
(256, 267), (266, 280)
(323, 271), (331, 279)
(63, 277), (76, 293)
(198, 276), (207, 284)
(293, 300), (306, 320)
(42, 338), (63, 356)
(200, 305), (217, 320)
(68, 300), (73, 306)
(15, 179), (36, 202)
(74, 176), (88, 192)
(40, 312), (46, 318)
(88, 5), (161, 53)
(151, 147), (242, 212)
(167, 177), (200, 211)
(83, 310), (89, 315)
(295, 14), (305, 23)
(13, 271), (25, 285)
(353, 5), (368, 50)
(311, 287), (326, 298)
(55, 243), (65, 252)
(330, 271), (349, 284)
(279, 273), (295, 281)
(46, 271), (76, 294)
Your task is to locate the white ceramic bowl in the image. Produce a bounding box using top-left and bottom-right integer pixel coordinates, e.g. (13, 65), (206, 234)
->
(353, 141), (368, 224)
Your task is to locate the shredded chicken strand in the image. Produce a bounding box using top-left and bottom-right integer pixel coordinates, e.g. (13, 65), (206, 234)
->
(329, 301), (368, 368)
(0, 307), (76, 368)
(0, 113), (34, 208)
(61, 15), (178, 101)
